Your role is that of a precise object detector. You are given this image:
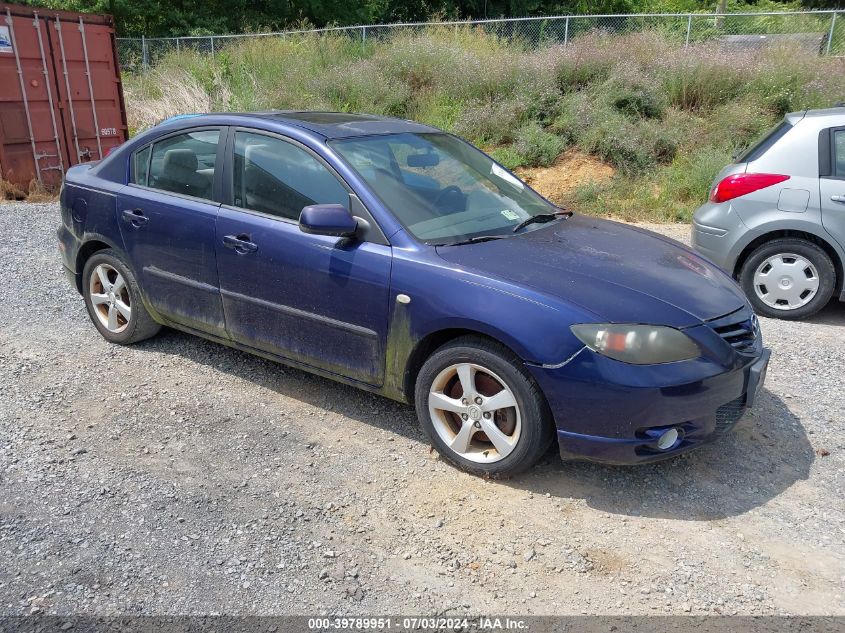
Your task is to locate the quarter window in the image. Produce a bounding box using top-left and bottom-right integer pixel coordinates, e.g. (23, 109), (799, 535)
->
(133, 145), (151, 186)
(834, 130), (845, 178)
(233, 131), (348, 221)
(147, 130), (220, 201)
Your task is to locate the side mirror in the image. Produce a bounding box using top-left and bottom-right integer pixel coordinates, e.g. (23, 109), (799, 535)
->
(299, 204), (358, 238)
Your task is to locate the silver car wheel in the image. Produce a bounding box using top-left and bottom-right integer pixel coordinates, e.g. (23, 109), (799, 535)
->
(428, 362), (522, 463)
(89, 263), (131, 333)
(753, 252), (820, 311)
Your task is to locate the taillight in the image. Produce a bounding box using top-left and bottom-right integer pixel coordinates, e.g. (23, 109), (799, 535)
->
(709, 173), (790, 203)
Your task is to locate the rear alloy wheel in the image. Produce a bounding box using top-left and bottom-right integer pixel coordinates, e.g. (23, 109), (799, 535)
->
(415, 336), (553, 477)
(89, 263), (132, 334)
(82, 249), (161, 344)
(740, 238), (835, 320)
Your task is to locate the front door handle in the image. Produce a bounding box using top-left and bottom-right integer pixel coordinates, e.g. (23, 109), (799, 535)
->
(223, 234), (258, 254)
(831, 195), (845, 203)
(121, 208), (149, 227)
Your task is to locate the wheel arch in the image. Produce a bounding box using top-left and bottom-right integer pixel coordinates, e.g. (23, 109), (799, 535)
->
(733, 229), (843, 295)
(74, 238), (120, 292)
(401, 327), (529, 404)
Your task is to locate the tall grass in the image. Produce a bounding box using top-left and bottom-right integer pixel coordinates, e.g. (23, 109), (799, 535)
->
(123, 28), (845, 222)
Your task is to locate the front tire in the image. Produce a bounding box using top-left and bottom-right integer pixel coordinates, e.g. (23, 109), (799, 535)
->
(414, 336), (554, 478)
(82, 249), (161, 344)
(739, 238), (835, 320)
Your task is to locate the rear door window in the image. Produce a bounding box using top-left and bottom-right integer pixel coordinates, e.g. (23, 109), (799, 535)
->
(736, 120), (792, 163)
(147, 130), (220, 201)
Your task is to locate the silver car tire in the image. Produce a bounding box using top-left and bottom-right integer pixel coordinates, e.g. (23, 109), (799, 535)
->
(740, 238), (836, 321)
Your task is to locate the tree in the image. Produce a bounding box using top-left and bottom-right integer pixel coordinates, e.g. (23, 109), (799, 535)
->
(11, 0), (842, 36)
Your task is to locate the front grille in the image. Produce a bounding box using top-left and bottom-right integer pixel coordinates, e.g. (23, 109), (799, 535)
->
(715, 395), (747, 432)
(707, 308), (759, 354)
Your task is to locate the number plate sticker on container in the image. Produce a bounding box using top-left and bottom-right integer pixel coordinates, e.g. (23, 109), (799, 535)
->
(0, 26), (12, 53)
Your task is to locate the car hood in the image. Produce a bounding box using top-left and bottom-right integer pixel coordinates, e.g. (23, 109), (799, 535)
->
(435, 215), (747, 328)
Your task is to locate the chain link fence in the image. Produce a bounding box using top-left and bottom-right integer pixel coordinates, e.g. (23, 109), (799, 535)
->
(117, 10), (844, 72)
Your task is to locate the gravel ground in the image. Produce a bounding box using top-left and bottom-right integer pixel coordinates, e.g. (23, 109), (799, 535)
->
(1, 203), (843, 617)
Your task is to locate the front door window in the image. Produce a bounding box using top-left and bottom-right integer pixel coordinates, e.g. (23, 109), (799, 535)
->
(233, 131), (348, 219)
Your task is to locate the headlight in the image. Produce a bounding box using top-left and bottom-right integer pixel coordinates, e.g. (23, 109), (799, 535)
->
(570, 324), (700, 365)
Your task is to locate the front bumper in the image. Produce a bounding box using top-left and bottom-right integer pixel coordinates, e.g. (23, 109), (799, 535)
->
(527, 346), (770, 465)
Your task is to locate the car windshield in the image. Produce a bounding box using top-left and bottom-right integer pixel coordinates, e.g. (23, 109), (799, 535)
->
(330, 133), (557, 244)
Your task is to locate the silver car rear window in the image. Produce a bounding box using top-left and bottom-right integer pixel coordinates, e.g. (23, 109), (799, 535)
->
(736, 120), (793, 163)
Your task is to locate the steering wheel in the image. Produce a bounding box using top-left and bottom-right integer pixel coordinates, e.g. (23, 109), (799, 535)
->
(434, 186), (464, 212)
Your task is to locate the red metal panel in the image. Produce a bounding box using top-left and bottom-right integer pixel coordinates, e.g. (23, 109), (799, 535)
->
(0, 2), (127, 192)
(0, 8), (65, 188)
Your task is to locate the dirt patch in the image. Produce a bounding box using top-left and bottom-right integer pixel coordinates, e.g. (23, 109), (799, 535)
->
(515, 149), (615, 204)
(585, 548), (629, 575)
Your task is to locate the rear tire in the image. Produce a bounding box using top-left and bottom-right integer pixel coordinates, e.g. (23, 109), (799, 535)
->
(82, 249), (161, 345)
(739, 238), (835, 320)
(414, 336), (554, 478)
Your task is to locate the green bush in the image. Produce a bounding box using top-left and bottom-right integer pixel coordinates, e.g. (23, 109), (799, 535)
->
(513, 123), (566, 168)
(660, 147), (735, 213)
(453, 97), (530, 145)
(602, 64), (667, 119)
(576, 113), (681, 172)
(488, 146), (527, 170)
(314, 60), (411, 116)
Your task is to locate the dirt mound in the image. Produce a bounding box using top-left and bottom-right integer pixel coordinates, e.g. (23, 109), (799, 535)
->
(515, 149), (614, 204)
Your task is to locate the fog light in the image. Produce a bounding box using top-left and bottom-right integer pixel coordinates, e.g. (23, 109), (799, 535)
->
(656, 428), (679, 451)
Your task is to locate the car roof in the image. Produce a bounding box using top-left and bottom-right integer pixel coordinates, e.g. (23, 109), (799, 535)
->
(173, 111), (443, 139)
(786, 106), (845, 125)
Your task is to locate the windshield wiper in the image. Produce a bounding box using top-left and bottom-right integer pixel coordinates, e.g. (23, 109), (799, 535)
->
(439, 235), (507, 247)
(512, 209), (572, 233)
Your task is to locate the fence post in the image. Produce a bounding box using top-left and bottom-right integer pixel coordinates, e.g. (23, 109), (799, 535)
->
(826, 12), (837, 56)
(685, 14), (692, 48)
(210, 36), (215, 55)
(176, 37), (180, 53)
(361, 25), (366, 44)
(141, 34), (148, 70)
(564, 16), (569, 46)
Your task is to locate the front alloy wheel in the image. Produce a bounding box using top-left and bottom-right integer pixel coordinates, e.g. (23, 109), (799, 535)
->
(428, 362), (522, 463)
(415, 336), (553, 477)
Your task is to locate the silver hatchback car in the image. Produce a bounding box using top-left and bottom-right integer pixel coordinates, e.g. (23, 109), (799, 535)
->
(692, 107), (845, 320)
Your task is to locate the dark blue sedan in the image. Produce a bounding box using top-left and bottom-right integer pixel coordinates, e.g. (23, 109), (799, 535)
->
(57, 112), (770, 477)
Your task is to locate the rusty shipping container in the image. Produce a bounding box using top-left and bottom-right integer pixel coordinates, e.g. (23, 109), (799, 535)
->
(0, 2), (127, 191)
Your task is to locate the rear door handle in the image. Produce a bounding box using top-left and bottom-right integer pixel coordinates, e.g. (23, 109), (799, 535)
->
(831, 195), (845, 203)
(223, 234), (258, 254)
(121, 208), (149, 227)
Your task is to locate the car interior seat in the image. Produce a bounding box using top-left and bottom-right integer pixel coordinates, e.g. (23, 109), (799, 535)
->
(156, 148), (211, 199)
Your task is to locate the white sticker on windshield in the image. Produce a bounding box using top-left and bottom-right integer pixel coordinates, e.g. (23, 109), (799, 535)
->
(491, 163), (524, 190)
(501, 209), (520, 221)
